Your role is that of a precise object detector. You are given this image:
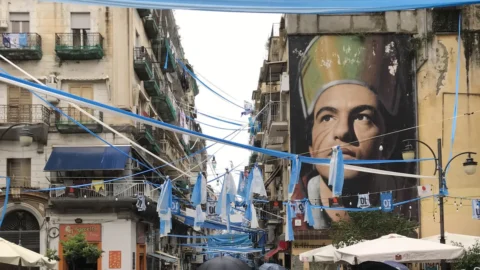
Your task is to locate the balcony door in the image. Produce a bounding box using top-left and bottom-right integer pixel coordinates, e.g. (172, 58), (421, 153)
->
(7, 86), (32, 123)
(68, 85), (93, 123)
(71, 12), (90, 47)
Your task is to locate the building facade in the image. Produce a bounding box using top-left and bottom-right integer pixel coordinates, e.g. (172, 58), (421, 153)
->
(254, 6), (480, 270)
(0, 1), (207, 270)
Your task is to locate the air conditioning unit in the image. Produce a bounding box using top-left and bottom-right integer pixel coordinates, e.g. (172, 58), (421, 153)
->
(45, 83), (60, 104)
(280, 72), (289, 92)
(0, 20), (8, 29)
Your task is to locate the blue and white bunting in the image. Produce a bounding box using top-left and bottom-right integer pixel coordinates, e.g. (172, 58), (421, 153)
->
(249, 165), (267, 201)
(157, 178), (173, 237)
(288, 156), (301, 199)
(304, 201), (316, 227)
(191, 173), (207, 230)
(216, 172), (237, 231)
(285, 202), (295, 241)
(472, 199), (480, 220)
(328, 146), (344, 197)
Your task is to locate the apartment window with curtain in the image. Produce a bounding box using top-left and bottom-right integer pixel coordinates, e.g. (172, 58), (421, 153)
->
(71, 12), (90, 47)
(9, 13), (30, 33)
(7, 158), (31, 187)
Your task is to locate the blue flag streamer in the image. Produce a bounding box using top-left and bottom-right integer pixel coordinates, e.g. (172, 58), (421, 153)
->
(288, 156), (301, 199)
(329, 146), (345, 197)
(304, 201), (315, 227)
(286, 203), (295, 241)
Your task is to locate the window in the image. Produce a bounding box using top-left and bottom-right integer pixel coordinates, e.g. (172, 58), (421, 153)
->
(7, 86), (32, 123)
(71, 12), (90, 46)
(7, 158), (31, 187)
(9, 13), (30, 33)
(68, 85), (93, 122)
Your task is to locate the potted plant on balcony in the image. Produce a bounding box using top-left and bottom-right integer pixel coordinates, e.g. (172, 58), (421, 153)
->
(61, 233), (103, 270)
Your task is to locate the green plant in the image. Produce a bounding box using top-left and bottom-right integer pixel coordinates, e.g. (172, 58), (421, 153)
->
(452, 240), (480, 270)
(45, 248), (60, 262)
(61, 233), (103, 269)
(329, 211), (418, 248)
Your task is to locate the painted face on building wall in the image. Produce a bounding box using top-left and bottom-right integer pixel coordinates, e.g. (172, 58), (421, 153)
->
(309, 84), (386, 180)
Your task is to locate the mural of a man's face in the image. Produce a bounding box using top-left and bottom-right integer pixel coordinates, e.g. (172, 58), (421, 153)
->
(309, 84), (386, 180)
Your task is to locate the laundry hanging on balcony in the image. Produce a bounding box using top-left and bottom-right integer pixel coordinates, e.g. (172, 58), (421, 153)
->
(241, 101), (253, 116)
(136, 195), (147, 212)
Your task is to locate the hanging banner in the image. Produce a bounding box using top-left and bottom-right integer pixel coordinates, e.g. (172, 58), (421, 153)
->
(381, 192), (393, 212)
(207, 201), (217, 217)
(288, 34), (418, 230)
(357, 193), (371, 209)
(472, 199), (480, 220)
(172, 199), (181, 214)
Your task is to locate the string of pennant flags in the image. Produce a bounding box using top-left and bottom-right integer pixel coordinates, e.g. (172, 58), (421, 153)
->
(0, 48), (476, 243)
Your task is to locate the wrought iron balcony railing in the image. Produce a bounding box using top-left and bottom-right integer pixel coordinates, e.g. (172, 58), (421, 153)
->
(134, 47), (154, 80)
(0, 33), (42, 60)
(50, 181), (160, 202)
(55, 32), (104, 60)
(54, 106), (103, 133)
(0, 104), (50, 125)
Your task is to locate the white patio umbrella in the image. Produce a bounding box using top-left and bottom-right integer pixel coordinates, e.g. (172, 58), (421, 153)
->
(0, 237), (57, 268)
(334, 233), (465, 265)
(423, 232), (480, 249)
(299, 245), (336, 263)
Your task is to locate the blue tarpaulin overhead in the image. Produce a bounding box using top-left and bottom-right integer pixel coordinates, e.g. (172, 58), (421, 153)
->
(44, 146), (131, 171)
(39, 0), (480, 14)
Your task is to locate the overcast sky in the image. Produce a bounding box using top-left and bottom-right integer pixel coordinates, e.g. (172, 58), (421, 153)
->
(174, 11), (280, 190)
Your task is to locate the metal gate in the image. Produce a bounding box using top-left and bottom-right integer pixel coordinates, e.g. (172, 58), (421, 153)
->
(0, 210), (40, 270)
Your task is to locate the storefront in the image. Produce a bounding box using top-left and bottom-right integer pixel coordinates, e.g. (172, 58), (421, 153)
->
(58, 224), (102, 270)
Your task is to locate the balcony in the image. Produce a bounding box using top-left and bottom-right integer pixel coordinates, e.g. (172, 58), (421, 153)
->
(134, 47), (154, 80)
(54, 107), (103, 134)
(159, 38), (176, 73)
(0, 104), (50, 143)
(0, 33), (42, 60)
(143, 10), (161, 40)
(144, 66), (162, 97)
(152, 90), (177, 123)
(137, 8), (152, 18)
(55, 32), (104, 60)
(265, 101), (288, 137)
(49, 181), (160, 209)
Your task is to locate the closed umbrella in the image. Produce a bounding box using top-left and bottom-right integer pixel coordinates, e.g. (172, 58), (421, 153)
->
(198, 256), (251, 270)
(259, 263), (287, 270)
(0, 237), (57, 268)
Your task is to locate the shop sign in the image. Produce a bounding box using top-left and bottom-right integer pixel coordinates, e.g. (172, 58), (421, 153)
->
(59, 224), (102, 242)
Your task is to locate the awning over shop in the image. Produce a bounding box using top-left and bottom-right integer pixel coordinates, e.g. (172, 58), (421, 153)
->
(44, 145), (131, 171)
(148, 251), (178, 263)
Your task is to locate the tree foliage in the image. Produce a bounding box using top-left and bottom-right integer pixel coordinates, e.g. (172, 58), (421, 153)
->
(452, 240), (480, 270)
(329, 211), (418, 248)
(61, 233), (103, 267)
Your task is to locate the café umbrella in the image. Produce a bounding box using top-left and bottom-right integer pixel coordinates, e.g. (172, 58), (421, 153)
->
(334, 234), (465, 264)
(0, 237), (57, 268)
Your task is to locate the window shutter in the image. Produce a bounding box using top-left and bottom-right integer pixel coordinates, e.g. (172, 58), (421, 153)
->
(71, 13), (91, 29)
(7, 159), (31, 187)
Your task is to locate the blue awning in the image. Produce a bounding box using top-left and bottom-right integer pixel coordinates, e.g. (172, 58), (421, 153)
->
(44, 146), (131, 171)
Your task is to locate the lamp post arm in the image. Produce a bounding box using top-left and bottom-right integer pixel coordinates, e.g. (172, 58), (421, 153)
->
(402, 139), (438, 175)
(443, 151), (477, 174)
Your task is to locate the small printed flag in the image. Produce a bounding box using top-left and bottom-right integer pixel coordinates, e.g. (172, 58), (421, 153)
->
(417, 184), (432, 197)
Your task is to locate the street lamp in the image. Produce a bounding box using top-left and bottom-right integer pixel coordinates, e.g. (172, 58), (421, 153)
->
(0, 124), (33, 147)
(402, 138), (477, 270)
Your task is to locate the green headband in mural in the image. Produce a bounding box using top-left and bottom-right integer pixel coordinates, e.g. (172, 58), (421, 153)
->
(298, 35), (407, 119)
